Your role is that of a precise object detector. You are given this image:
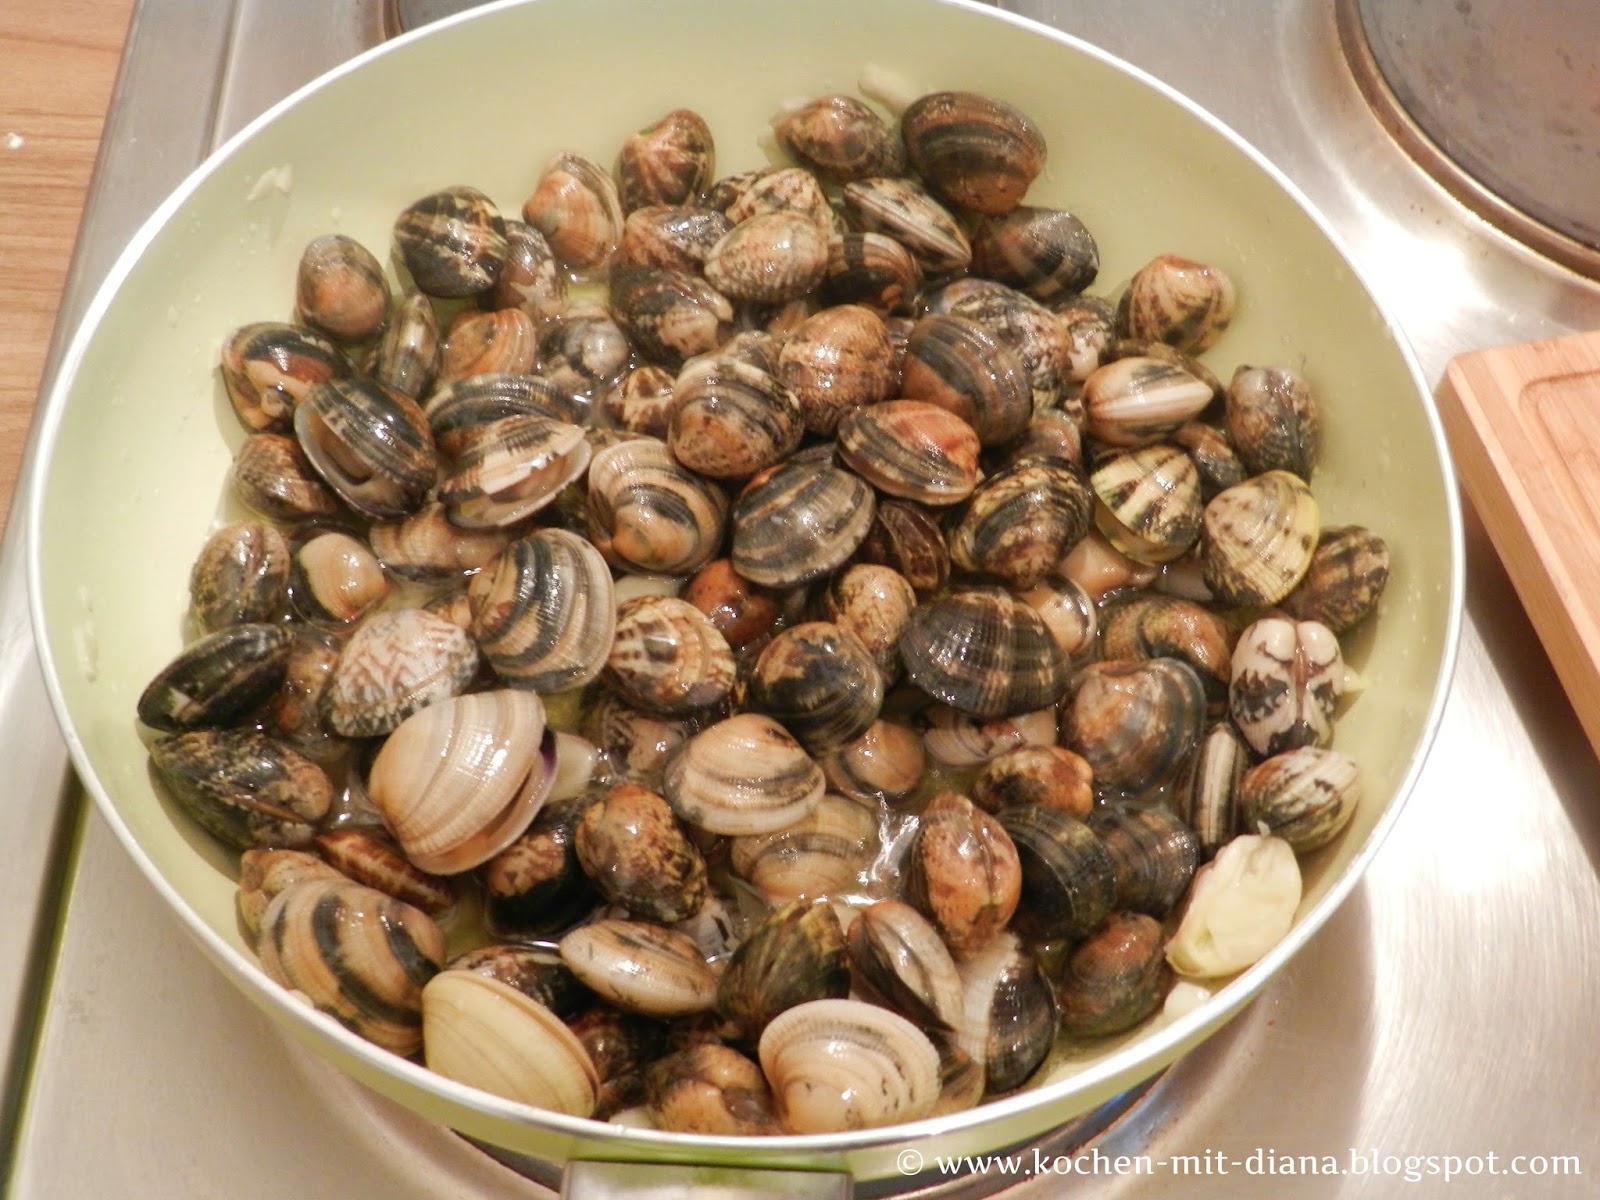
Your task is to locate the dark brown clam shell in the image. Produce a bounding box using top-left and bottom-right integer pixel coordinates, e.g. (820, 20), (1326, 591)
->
(948, 459), (1093, 590)
(836, 399), (982, 507)
(148, 728), (333, 851)
(1117, 254), (1236, 354)
(618, 109), (715, 212)
(480, 794), (601, 939)
(574, 782), (708, 925)
(819, 231), (923, 315)
(1100, 593), (1234, 712)
(1225, 365), (1321, 480)
(220, 321), (350, 434)
(645, 1044), (782, 1136)
(256, 624), (345, 762)
(731, 459), (875, 588)
(569, 1007), (671, 1120)
(423, 371), (580, 458)
(901, 90), (1046, 216)
(1055, 912), (1171, 1038)
(538, 307), (631, 400)
(848, 899), (964, 1032)
(1060, 658), (1207, 798)
(137, 622), (292, 733)
(295, 234), (390, 344)
(188, 520), (290, 632)
(683, 558), (781, 650)
(955, 932), (1059, 1095)
(971, 745), (1094, 818)
(924, 278), (1072, 414)
(1279, 525), (1390, 634)
(1088, 804), (1200, 919)
(774, 94), (906, 182)
(745, 622), (884, 756)
(393, 185), (508, 298)
(996, 803), (1116, 942)
(610, 263), (734, 367)
(446, 942), (589, 1019)
(970, 206), (1098, 301)
(601, 364), (678, 438)
(368, 500), (509, 582)
(856, 498), (950, 595)
(900, 313), (1032, 448)
(840, 176), (971, 276)
(715, 899), (849, 1042)
(294, 377), (436, 520)
(900, 589), (1071, 719)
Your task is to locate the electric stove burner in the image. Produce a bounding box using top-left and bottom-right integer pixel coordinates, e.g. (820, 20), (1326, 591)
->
(1336, 0), (1600, 279)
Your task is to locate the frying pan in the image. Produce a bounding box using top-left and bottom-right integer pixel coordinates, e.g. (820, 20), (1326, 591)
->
(26, 0), (1461, 1186)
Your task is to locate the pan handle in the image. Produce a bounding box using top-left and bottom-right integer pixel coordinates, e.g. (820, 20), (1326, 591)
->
(562, 1160), (852, 1199)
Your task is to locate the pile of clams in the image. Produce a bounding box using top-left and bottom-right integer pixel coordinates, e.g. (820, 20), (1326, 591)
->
(139, 84), (1391, 1136)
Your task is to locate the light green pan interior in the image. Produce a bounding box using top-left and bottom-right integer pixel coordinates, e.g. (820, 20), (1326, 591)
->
(29, 0), (1459, 1181)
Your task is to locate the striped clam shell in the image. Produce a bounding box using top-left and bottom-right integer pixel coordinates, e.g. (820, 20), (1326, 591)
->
(1083, 355), (1214, 448)
(1201, 469), (1320, 608)
(846, 899), (964, 1032)
(237, 848), (347, 945)
(925, 278), (1072, 413)
(148, 728), (333, 852)
(662, 713), (825, 836)
(558, 919), (717, 1019)
(438, 308), (539, 383)
(436, 414), (590, 530)
(1101, 593), (1234, 711)
(1225, 364), (1321, 480)
(900, 90), (1046, 216)
(294, 234), (390, 344)
(820, 718), (926, 806)
(538, 306), (631, 399)
(1176, 720), (1250, 857)
(819, 231), (923, 315)
(220, 321), (350, 434)
(995, 804), (1116, 943)
(731, 791), (880, 905)
(367, 291), (440, 402)
(294, 377), (437, 520)
(856, 498), (949, 595)
(322, 607), (479, 738)
(368, 500), (509, 582)
(424, 371), (579, 458)
(610, 263), (734, 367)
(393, 185), (508, 298)
(840, 176), (971, 276)
(618, 109), (716, 212)
(522, 152), (624, 270)
(746, 622), (885, 756)
(367, 688), (553, 874)
(137, 621), (290, 732)
(776, 304), (898, 436)
(601, 364), (678, 439)
(587, 437), (729, 575)
(731, 459), (875, 588)
(1118, 254), (1236, 354)
(908, 792), (1021, 959)
(703, 210), (830, 306)
(836, 399), (981, 507)
(606, 594), (736, 715)
(1238, 745), (1361, 854)
(468, 528), (617, 693)
(774, 94), (906, 183)
(969, 206), (1099, 302)
(899, 313), (1032, 447)
(490, 219), (569, 326)
(1088, 804), (1201, 919)
(314, 825), (456, 918)
(1060, 658), (1207, 798)
(900, 589), (1071, 719)
(1279, 524), (1390, 634)
(723, 165), (833, 227)
(668, 355), (803, 479)
(614, 205), (733, 275)
(257, 878), (445, 1055)
(1090, 443), (1203, 564)
(952, 932), (1059, 1094)
(717, 900), (849, 1042)
(1172, 419), (1247, 499)
(231, 433), (342, 524)
(1054, 912), (1170, 1039)
(947, 459), (1093, 590)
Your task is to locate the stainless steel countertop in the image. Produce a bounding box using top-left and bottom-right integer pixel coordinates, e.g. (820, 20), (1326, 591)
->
(7, 0), (1600, 1196)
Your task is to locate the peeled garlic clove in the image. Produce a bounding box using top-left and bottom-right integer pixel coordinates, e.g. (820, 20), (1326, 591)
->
(1164, 834), (1301, 979)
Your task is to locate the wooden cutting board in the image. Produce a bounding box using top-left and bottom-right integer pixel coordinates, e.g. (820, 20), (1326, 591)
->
(1437, 329), (1600, 755)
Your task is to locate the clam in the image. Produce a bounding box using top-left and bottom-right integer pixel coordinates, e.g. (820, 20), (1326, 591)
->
(321, 608), (478, 737)
(586, 694), (696, 790)
(819, 231), (923, 315)
(745, 622), (884, 756)
(1238, 745), (1361, 854)
(774, 94), (906, 182)
(368, 501), (510, 582)
(840, 176), (971, 275)
(948, 459), (1094, 590)
(730, 791), (880, 904)
(1090, 443), (1204, 565)
(423, 371), (580, 457)
(996, 804), (1116, 942)
(703, 211), (830, 305)
(231, 434), (342, 524)
(1016, 574), (1097, 662)
(314, 825), (455, 918)
(776, 305), (898, 435)
(437, 308), (539, 384)
(682, 558), (780, 650)
(148, 728), (333, 851)
(836, 399), (982, 506)
(1101, 593), (1235, 711)
(820, 563), (917, 681)
(609, 263), (734, 367)
(1176, 720), (1250, 858)
(293, 377), (437, 521)
(257, 624), (345, 762)
(368, 291), (440, 402)
(1172, 419), (1247, 501)
(468, 528), (617, 694)
(759, 998), (941, 1132)
(1060, 658), (1207, 798)
(1082, 355), (1214, 448)
(587, 437), (729, 576)
(1225, 364), (1321, 480)
(522, 152), (624, 270)
(294, 233), (389, 344)
(899, 314), (1032, 449)
(564, 1006), (667, 1119)
(606, 595), (737, 716)
(601, 364), (679, 439)
(722, 165), (833, 228)
(445, 942), (588, 1017)
(662, 713), (825, 837)
(1279, 525), (1391, 634)
(668, 354), (803, 479)
(1228, 615), (1344, 756)
(971, 746), (1094, 818)
(644, 1044), (782, 1136)
(236, 847), (347, 944)
(538, 306), (631, 400)
(393, 185), (508, 298)
(137, 622), (291, 732)
(559, 919), (717, 1018)
(574, 782), (708, 924)
(847, 899), (964, 1032)
(926, 278), (1073, 413)
(490, 219), (569, 327)
(1056, 527), (1159, 603)
(480, 794), (600, 939)
(921, 705), (1058, 770)
(366, 688), (554, 874)
(259, 878), (445, 1055)
(1055, 912), (1172, 1038)
(820, 719), (927, 807)
(618, 109), (716, 212)
(421, 972), (597, 1115)
(220, 321), (350, 433)
(431, 415), (583, 531)
(970, 206), (1098, 301)
(900, 589), (1071, 719)
(287, 527), (390, 626)
(1053, 294), (1117, 385)
(901, 90), (1046, 216)
(1089, 804), (1201, 918)
(717, 900), (850, 1041)
(1201, 470), (1321, 609)
(855, 498), (950, 595)
(908, 792), (1021, 959)
(1118, 254), (1236, 354)
(730, 458), (875, 589)
(953, 932), (1060, 1095)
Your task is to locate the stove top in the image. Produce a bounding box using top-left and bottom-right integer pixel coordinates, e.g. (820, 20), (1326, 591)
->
(6, 1), (1600, 1196)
